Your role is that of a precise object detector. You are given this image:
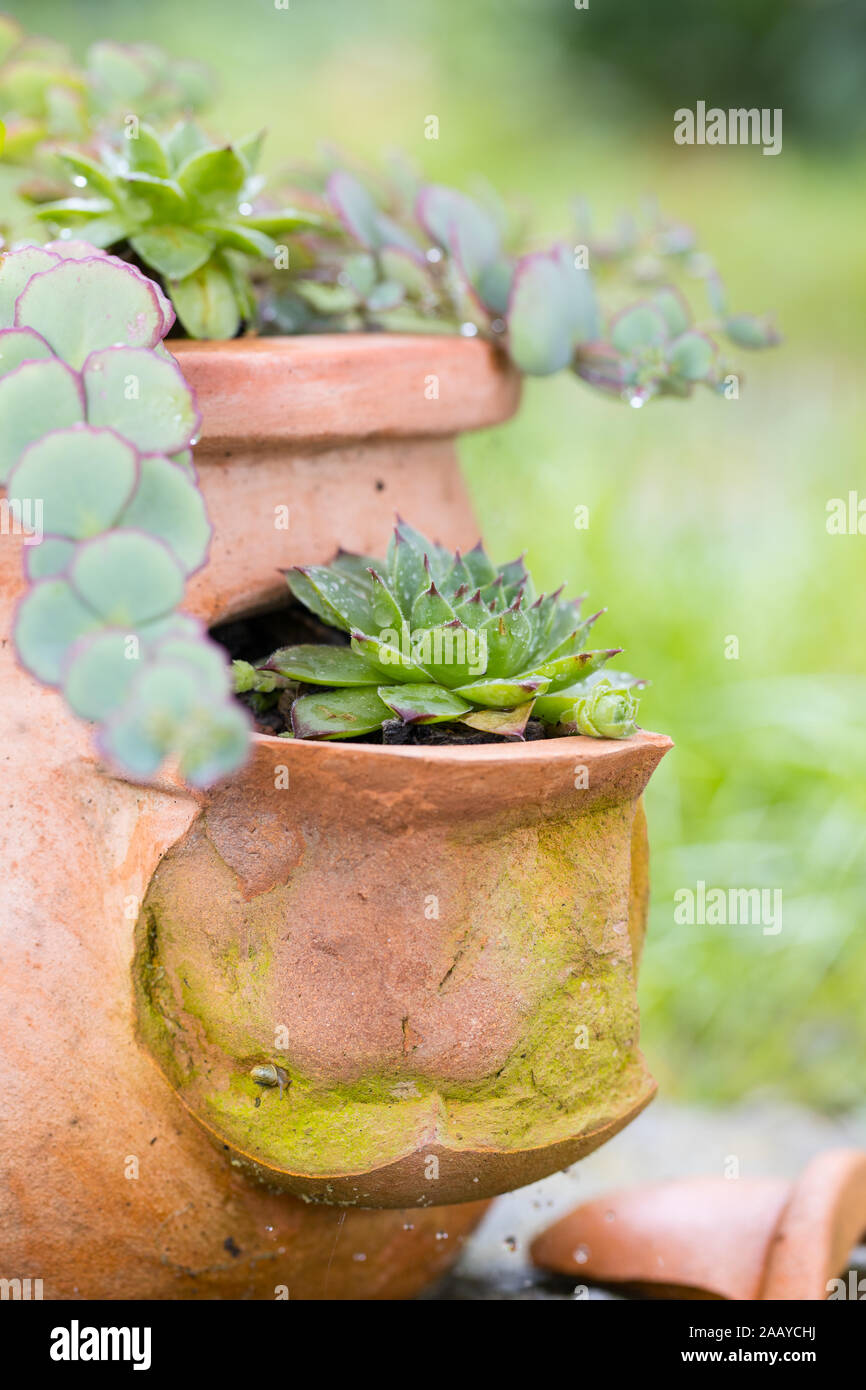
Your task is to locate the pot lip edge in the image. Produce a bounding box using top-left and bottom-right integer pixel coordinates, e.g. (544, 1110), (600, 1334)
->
(248, 726), (673, 767)
(169, 331), (514, 367)
(167, 1075), (658, 1194)
(170, 331), (521, 441)
(95, 728), (671, 797)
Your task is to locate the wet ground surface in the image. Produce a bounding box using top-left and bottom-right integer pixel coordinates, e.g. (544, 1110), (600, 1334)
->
(422, 1100), (866, 1300)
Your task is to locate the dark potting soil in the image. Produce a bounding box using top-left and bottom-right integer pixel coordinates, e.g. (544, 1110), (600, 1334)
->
(377, 718), (547, 745)
(211, 602), (345, 664)
(212, 599), (549, 746)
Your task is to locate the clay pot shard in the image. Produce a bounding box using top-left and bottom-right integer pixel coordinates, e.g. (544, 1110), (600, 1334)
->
(530, 1148), (866, 1300)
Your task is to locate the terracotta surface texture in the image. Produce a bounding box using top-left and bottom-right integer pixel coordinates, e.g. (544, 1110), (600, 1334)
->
(136, 729), (671, 1207)
(0, 335), (668, 1294)
(0, 336), (518, 1297)
(530, 1149), (866, 1300)
(0, 622), (491, 1295)
(761, 1148), (866, 1299)
(174, 335), (522, 622)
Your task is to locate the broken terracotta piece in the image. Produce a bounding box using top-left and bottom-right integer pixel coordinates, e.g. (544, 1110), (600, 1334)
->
(530, 1149), (866, 1299)
(761, 1148), (866, 1299)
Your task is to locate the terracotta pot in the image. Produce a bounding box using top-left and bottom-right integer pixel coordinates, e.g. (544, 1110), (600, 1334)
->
(0, 335), (517, 1299)
(136, 728), (670, 1207)
(172, 334), (522, 623)
(0, 333), (668, 1295)
(530, 1149), (866, 1300)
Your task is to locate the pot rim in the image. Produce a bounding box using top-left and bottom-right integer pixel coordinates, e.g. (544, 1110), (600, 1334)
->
(115, 728), (671, 802)
(170, 331), (509, 357)
(170, 333), (522, 445)
(248, 725), (672, 767)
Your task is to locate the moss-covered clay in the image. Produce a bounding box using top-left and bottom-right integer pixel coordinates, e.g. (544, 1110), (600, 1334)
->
(133, 730), (671, 1206)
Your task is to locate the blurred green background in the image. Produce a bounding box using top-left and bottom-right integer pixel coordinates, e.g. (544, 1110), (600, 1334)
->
(10, 0), (866, 1111)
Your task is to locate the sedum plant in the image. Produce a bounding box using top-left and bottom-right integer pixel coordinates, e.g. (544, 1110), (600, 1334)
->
(264, 160), (779, 405)
(4, 20), (778, 385)
(254, 520), (644, 740)
(30, 122), (328, 338)
(0, 17), (211, 164)
(0, 241), (249, 785)
(2, 22), (777, 395)
(0, 16), (325, 336)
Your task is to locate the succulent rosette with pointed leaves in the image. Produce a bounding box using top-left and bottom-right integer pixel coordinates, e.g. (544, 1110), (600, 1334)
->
(258, 519), (644, 741)
(0, 241), (249, 785)
(31, 122), (330, 337)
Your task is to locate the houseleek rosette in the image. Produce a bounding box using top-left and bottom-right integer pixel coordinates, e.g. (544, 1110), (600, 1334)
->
(250, 520), (645, 741)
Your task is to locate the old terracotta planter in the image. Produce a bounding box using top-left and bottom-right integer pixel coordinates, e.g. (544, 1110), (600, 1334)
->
(0, 636), (491, 1298)
(0, 335), (518, 1299)
(136, 730), (671, 1208)
(0, 333), (669, 1296)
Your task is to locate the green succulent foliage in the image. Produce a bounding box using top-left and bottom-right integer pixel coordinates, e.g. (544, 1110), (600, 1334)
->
(265, 159), (777, 403)
(231, 659), (278, 696)
(547, 673), (643, 737)
(84, 40), (212, 122)
(0, 18), (212, 165)
(255, 519), (642, 741)
(31, 122), (327, 337)
(0, 24), (80, 158)
(573, 677), (641, 738)
(1, 242), (249, 786)
(576, 290), (722, 403)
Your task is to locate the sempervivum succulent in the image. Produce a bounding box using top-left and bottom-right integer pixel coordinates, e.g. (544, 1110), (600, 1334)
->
(256, 520), (645, 741)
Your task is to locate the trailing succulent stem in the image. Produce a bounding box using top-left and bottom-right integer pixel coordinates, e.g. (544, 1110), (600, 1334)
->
(264, 159), (779, 403)
(250, 520), (645, 741)
(2, 18), (777, 390)
(1, 242), (249, 786)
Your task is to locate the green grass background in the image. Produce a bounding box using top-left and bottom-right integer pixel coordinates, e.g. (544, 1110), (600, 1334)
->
(12, 0), (866, 1110)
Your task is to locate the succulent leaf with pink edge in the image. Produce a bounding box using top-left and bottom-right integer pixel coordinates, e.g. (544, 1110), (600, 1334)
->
(0, 244), (249, 786)
(262, 156), (778, 400)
